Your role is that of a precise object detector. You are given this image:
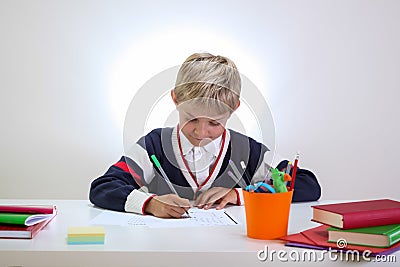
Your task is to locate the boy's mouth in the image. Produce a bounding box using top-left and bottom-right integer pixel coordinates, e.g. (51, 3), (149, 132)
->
(193, 137), (213, 146)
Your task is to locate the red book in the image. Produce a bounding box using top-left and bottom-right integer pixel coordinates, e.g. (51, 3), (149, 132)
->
(312, 199), (400, 229)
(0, 213), (56, 239)
(0, 205), (55, 214)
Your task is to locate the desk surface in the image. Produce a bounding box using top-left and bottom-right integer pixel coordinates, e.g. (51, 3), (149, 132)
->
(0, 199), (397, 266)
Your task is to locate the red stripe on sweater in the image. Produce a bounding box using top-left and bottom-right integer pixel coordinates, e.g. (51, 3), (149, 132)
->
(114, 161), (143, 186)
(114, 161), (130, 172)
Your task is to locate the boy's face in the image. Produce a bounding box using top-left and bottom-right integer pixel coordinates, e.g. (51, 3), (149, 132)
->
(178, 104), (230, 147)
(171, 90), (239, 147)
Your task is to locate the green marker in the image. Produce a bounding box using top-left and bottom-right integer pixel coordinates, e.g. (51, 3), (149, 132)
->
(150, 155), (178, 195)
(150, 155), (190, 217)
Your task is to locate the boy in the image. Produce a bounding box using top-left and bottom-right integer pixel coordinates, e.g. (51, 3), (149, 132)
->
(89, 53), (321, 218)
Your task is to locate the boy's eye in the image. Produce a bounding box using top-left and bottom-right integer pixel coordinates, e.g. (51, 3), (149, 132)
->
(184, 117), (220, 126)
(186, 118), (197, 122)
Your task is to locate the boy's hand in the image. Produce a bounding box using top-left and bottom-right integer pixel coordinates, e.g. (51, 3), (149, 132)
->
(144, 194), (191, 218)
(195, 187), (237, 210)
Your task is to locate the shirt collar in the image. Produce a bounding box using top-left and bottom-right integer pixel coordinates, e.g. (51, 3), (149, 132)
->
(178, 129), (223, 157)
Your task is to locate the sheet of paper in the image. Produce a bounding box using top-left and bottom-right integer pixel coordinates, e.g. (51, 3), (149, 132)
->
(90, 210), (146, 226)
(90, 208), (239, 228)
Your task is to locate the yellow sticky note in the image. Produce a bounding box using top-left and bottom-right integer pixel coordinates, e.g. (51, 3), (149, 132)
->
(67, 226), (105, 237)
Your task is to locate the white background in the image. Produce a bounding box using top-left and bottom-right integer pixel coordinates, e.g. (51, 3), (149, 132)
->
(0, 0), (399, 201)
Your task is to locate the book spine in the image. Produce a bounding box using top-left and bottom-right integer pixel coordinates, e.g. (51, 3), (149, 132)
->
(0, 213), (30, 225)
(343, 209), (400, 229)
(387, 227), (400, 246)
(0, 206), (54, 214)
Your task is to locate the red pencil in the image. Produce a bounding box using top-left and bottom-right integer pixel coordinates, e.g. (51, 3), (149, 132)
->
(290, 153), (300, 191)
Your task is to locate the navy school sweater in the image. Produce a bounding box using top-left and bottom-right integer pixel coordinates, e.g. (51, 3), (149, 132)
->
(89, 128), (321, 212)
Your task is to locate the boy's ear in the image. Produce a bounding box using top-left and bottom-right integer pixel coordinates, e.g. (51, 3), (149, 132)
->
(171, 90), (178, 106)
(234, 100), (240, 111)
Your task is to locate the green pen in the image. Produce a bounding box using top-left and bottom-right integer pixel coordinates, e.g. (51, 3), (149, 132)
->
(150, 155), (178, 194)
(150, 155), (190, 217)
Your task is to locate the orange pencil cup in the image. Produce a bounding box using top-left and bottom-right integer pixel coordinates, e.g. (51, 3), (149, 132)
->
(243, 189), (293, 240)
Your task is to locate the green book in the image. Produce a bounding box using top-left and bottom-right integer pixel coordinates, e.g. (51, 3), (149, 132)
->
(328, 224), (400, 248)
(0, 212), (54, 226)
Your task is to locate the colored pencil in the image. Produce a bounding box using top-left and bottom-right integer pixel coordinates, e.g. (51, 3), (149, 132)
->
(290, 153), (299, 191)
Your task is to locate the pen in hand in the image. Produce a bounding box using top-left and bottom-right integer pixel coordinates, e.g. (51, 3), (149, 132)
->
(151, 155), (178, 194)
(173, 201), (191, 218)
(150, 155), (190, 218)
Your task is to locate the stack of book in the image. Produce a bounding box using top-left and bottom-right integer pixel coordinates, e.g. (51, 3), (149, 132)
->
(282, 199), (400, 256)
(0, 204), (57, 239)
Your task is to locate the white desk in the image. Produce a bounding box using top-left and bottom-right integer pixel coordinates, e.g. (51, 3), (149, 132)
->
(0, 199), (397, 266)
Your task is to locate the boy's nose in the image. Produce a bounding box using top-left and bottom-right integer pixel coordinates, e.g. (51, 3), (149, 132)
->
(194, 122), (209, 138)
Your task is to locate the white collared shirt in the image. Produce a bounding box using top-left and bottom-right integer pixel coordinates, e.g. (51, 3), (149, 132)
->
(178, 131), (223, 185)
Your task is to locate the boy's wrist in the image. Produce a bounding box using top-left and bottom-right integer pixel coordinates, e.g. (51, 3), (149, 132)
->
(124, 189), (156, 215)
(142, 194), (157, 215)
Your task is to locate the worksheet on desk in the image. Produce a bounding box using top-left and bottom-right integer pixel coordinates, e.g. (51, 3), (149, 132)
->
(89, 208), (239, 228)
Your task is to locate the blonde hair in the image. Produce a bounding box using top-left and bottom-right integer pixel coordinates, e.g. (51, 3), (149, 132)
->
(174, 53), (241, 114)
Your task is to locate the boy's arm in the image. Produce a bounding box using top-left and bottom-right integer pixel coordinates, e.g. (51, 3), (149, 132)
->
(89, 156), (155, 214)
